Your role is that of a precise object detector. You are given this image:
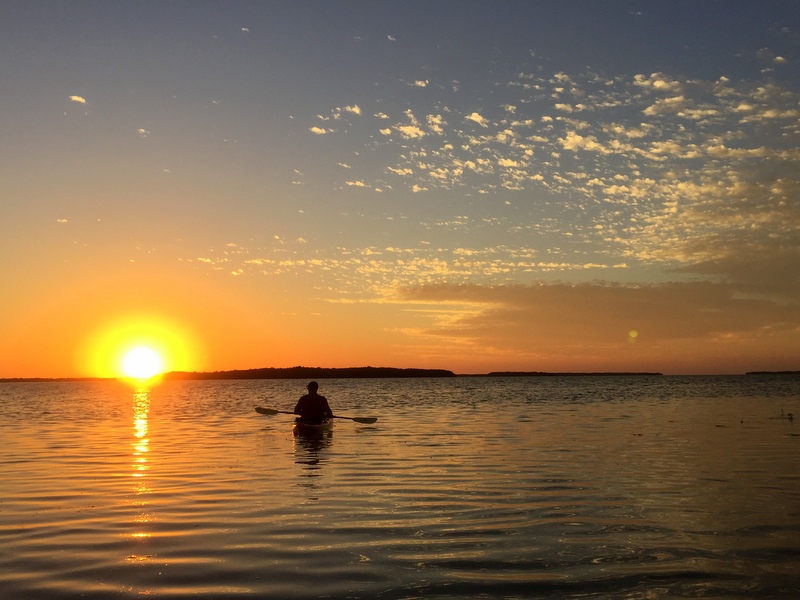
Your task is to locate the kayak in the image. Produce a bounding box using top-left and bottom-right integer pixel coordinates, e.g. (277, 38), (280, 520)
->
(293, 417), (333, 436)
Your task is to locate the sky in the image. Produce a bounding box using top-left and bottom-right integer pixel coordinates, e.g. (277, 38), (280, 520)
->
(2, 0), (799, 377)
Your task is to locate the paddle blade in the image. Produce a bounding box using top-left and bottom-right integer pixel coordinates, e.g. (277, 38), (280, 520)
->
(352, 417), (378, 424)
(255, 406), (279, 416)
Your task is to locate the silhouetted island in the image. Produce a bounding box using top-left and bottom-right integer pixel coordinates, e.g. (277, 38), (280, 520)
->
(487, 371), (663, 377)
(745, 371), (800, 376)
(163, 366), (456, 380)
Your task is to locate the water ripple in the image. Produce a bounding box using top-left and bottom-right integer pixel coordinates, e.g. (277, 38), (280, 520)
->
(1, 376), (799, 598)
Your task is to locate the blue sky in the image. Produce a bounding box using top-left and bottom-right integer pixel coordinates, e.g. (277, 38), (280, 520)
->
(2, 1), (799, 376)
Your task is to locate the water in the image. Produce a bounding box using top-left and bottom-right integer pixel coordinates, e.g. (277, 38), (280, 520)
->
(1, 375), (799, 598)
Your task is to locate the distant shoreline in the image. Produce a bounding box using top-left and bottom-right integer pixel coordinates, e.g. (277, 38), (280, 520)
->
(0, 366), (456, 383)
(2, 368), (798, 383)
(745, 371), (800, 375)
(163, 366), (457, 380)
(485, 371), (664, 377)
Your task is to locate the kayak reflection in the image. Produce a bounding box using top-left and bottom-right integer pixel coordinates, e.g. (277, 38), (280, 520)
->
(292, 419), (332, 476)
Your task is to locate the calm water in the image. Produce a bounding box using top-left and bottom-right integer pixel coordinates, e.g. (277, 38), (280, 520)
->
(1, 375), (799, 599)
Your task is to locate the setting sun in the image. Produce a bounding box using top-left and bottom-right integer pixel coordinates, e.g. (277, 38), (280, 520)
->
(122, 347), (164, 379)
(83, 314), (202, 379)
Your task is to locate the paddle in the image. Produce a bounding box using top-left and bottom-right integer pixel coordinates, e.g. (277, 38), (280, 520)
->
(254, 406), (378, 424)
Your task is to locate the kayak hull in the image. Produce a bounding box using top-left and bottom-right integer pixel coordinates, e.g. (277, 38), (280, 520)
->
(293, 418), (333, 436)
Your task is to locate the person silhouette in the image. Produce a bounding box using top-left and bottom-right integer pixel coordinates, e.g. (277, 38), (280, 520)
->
(293, 381), (333, 423)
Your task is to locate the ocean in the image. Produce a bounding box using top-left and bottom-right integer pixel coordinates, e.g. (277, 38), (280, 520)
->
(1, 375), (798, 598)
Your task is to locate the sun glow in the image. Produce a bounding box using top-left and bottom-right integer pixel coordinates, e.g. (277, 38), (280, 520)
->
(84, 315), (202, 379)
(122, 347), (164, 379)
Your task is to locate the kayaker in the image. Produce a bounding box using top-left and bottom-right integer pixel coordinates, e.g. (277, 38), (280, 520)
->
(294, 381), (334, 423)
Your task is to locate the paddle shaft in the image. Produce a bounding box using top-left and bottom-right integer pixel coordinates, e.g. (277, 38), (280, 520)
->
(254, 406), (377, 424)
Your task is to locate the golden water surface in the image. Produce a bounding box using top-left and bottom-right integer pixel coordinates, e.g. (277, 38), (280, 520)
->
(1, 375), (799, 598)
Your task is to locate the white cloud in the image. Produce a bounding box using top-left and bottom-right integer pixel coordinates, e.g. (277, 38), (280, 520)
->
(634, 73), (682, 92)
(396, 125), (425, 139)
(393, 109), (425, 138)
(643, 96), (689, 116)
(309, 126), (328, 135)
(498, 158), (520, 168)
(465, 112), (489, 127)
(427, 114), (445, 134)
(560, 131), (608, 153)
(304, 64), (800, 296)
(69, 95), (86, 104)
(387, 167), (413, 176)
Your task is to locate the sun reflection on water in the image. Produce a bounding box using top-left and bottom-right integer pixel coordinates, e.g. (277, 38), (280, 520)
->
(132, 388), (150, 485)
(128, 387), (153, 561)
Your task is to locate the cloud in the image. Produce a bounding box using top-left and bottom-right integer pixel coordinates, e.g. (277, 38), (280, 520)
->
(498, 158), (520, 168)
(642, 95), (689, 116)
(560, 131), (609, 153)
(304, 58), (800, 299)
(309, 126), (328, 135)
(387, 167), (413, 176)
(196, 241), (633, 298)
(394, 282), (800, 373)
(392, 109), (426, 139)
(634, 73), (682, 92)
(465, 112), (489, 127)
(395, 124), (425, 139)
(69, 95), (86, 104)
(426, 114), (445, 134)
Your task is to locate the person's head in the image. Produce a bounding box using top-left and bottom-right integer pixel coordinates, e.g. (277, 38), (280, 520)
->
(307, 381), (319, 393)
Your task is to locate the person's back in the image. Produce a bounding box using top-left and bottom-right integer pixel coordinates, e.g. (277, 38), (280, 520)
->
(294, 381), (333, 422)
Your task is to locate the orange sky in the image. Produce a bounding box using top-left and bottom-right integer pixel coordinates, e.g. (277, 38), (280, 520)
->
(2, 3), (799, 377)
